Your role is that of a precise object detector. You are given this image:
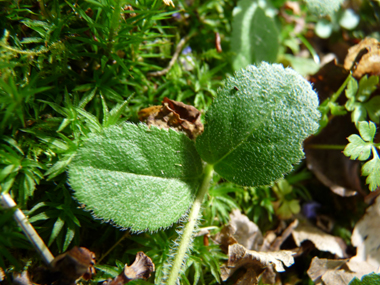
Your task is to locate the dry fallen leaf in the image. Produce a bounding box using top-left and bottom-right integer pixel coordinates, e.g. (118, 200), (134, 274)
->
(343, 37), (380, 78)
(307, 257), (358, 285)
(228, 209), (264, 251)
(50, 246), (96, 283)
(221, 243), (295, 284)
(214, 209), (263, 253)
(292, 221), (347, 258)
(307, 196), (380, 284)
(103, 252), (155, 285)
(346, 195), (380, 275)
(138, 97), (203, 139)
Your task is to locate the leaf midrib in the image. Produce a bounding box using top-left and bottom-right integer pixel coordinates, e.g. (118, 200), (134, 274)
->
(72, 164), (203, 181)
(212, 113), (273, 169)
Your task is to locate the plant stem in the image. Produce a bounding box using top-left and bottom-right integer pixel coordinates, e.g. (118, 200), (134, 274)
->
(165, 163), (214, 285)
(330, 74), (352, 103)
(305, 144), (346, 150)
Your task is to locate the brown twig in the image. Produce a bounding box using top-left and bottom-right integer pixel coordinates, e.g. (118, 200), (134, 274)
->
(147, 37), (188, 77)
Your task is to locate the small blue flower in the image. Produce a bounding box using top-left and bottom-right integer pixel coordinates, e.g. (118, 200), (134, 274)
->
(182, 46), (192, 55)
(302, 201), (320, 219)
(172, 12), (182, 20)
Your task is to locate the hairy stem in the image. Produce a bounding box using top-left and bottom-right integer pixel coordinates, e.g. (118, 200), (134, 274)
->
(166, 163), (214, 285)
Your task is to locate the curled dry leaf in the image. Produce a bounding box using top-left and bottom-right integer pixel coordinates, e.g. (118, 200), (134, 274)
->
(103, 252), (155, 285)
(292, 221), (347, 258)
(264, 219), (299, 251)
(138, 97), (203, 139)
(214, 209), (263, 254)
(221, 243), (295, 284)
(228, 209), (263, 251)
(50, 246), (96, 283)
(343, 37), (380, 78)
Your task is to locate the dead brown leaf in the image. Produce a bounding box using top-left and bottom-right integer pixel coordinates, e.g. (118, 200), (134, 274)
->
(346, 195), (380, 275)
(214, 209), (263, 253)
(50, 246), (96, 283)
(292, 221), (347, 258)
(103, 252), (155, 285)
(261, 220), (299, 252)
(306, 195), (380, 284)
(343, 37), (380, 78)
(228, 209), (263, 251)
(221, 243), (295, 284)
(138, 97), (203, 139)
(307, 257), (357, 285)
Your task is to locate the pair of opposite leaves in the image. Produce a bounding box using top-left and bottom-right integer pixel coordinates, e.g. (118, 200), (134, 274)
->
(68, 63), (320, 231)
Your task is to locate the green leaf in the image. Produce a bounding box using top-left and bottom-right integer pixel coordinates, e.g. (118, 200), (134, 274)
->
(358, 121), (376, 142)
(48, 215), (65, 246)
(357, 75), (379, 102)
(339, 9), (360, 30)
(196, 63), (320, 186)
(315, 19), (333, 39)
(365, 96), (380, 124)
(68, 123), (203, 231)
(249, 8), (279, 64)
(362, 154), (380, 191)
(304, 0), (344, 16)
(231, 1), (278, 70)
(349, 273), (380, 285)
(344, 121), (376, 161)
(345, 76), (359, 110)
(343, 135), (372, 161)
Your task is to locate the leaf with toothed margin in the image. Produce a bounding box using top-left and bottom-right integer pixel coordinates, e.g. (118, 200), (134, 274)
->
(196, 63), (320, 187)
(68, 123), (203, 231)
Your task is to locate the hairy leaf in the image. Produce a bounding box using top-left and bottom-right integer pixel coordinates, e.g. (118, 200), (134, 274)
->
(69, 123), (203, 231)
(304, 0), (344, 16)
(231, 0), (278, 70)
(196, 63), (320, 186)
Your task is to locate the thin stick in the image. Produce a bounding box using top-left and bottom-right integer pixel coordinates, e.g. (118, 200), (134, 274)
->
(147, 37), (187, 77)
(0, 193), (54, 267)
(98, 231), (130, 264)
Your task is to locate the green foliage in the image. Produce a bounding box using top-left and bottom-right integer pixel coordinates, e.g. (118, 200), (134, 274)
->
(27, 184), (92, 252)
(68, 123), (203, 231)
(231, 0), (279, 70)
(344, 121), (380, 191)
(1, 0), (364, 284)
(304, 0), (344, 16)
(272, 179), (301, 219)
(345, 75), (380, 125)
(205, 181), (244, 225)
(181, 238), (225, 285)
(349, 273), (380, 285)
(196, 63), (320, 186)
(315, 9), (360, 39)
(0, 137), (44, 207)
(0, 208), (31, 270)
